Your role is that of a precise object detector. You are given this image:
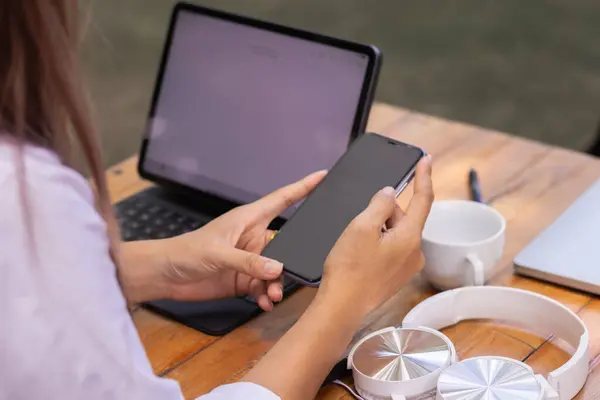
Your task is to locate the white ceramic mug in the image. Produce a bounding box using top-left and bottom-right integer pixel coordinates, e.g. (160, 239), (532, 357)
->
(421, 200), (506, 290)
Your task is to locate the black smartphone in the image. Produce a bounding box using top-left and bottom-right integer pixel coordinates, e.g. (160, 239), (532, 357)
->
(261, 132), (425, 286)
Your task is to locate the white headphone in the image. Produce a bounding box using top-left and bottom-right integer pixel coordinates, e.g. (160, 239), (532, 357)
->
(346, 286), (589, 399)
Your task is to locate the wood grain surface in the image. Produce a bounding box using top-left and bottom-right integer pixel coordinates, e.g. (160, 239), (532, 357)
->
(107, 102), (600, 399)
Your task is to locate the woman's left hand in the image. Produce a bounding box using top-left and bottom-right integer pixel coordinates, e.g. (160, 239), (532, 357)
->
(119, 170), (326, 310)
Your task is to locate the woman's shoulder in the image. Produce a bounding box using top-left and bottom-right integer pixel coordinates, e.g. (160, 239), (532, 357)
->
(0, 137), (104, 259)
(0, 137), (95, 206)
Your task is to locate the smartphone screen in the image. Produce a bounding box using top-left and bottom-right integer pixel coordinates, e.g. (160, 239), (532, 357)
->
(261, 133), (424, 285)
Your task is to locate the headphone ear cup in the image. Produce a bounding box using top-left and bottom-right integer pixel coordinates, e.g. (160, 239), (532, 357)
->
(349, 327), (454, 399)
(436, 357), (543, 399)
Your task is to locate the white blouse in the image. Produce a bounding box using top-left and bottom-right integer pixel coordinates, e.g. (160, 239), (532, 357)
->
(0, 140), (278, 400)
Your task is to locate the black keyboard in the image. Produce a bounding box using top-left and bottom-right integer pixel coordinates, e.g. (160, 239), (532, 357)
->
(115, 195), (209, 242)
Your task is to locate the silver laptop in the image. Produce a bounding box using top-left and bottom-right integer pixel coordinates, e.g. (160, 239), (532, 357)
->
(514, 178), (600, 294)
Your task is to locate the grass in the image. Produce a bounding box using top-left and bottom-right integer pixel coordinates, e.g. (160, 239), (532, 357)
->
(84, 0), (600, 167)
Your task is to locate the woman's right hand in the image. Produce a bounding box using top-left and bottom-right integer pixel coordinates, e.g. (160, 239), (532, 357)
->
(317, 156), (434, 318)
(242, 156), (433, 400)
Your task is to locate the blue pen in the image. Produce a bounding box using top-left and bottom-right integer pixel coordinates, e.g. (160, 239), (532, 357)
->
(469, 168), (483, 203)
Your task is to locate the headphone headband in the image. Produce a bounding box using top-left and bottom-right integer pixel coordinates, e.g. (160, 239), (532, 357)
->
(402, 286), (589, 399)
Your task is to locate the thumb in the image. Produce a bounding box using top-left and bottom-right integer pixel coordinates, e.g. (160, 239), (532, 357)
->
(359, 186), (398, 227)
(217, 247), (284, 280)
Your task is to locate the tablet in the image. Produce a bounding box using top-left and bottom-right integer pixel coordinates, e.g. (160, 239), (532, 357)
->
(138, 2), (382, 217)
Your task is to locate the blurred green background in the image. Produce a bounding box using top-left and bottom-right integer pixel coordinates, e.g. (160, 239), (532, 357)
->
(83, 0), (600, 168)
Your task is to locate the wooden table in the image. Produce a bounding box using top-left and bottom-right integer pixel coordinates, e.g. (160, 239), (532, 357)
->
(107, 103), (600, 399)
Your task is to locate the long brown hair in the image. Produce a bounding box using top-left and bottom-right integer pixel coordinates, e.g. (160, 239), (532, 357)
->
(0, 1), (119, 252)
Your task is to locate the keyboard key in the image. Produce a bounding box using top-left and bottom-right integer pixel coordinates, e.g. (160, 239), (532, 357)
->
(160, 210), (175, 219)
(188, 221), (202, 230)
(167, 223), (178, 232)
(123, 220), (137, 230)
(140, 213), (150, 221)
(123, 230), (134, 241)
(148, 205), (161, 214)
(156, 231), (170, 239)
(153, 218), (165, 227)
(143, 227), (155, 236)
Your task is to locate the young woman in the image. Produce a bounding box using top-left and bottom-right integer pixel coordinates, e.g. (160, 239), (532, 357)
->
(0, 2), (433, 399)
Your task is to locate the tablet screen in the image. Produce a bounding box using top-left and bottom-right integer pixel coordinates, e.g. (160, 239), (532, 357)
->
(142, 8), (372, 213)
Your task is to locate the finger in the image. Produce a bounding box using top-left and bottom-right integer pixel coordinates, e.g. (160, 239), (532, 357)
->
(405, 155), (434, 230)
(249, 170), (327, 220)
(357, 186), (398, 228)
(258, 293), (273, 311)
(219, 247), (283, 281)
(248, 278), (264, 299)
(267, 279), (283, 302)
(249, 278), (273, 311)
(264, 230), (283, 303)
(386, 202), (405, 230)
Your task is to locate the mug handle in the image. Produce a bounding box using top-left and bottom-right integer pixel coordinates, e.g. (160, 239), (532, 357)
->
(465, 253), (485, 286)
